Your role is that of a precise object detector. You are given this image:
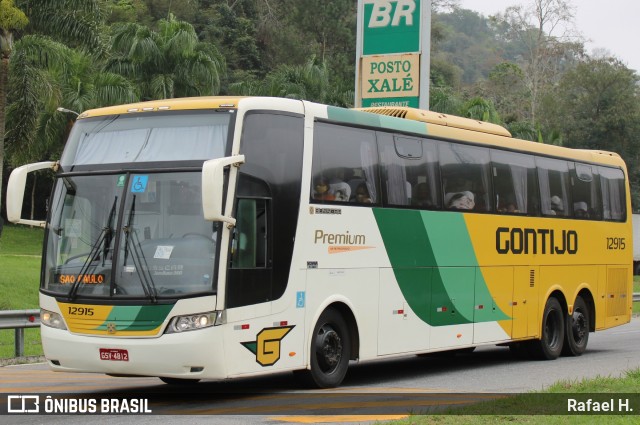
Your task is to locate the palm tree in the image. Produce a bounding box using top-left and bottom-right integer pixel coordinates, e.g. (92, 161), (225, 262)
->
(0, 0), (28, 215)
(5, 37), (138, 166)
(107, 14), (225, 100)
(0, 0), (106, 215)
(459, 97), (502, 124)
(229, 56), (354, 107)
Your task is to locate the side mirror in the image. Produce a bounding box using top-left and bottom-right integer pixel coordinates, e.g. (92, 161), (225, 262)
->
(6, 161), (57, 227)
(202, 155), (245, 226)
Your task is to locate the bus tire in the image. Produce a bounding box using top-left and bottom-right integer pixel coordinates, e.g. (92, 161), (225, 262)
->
(305, 308), (351, 388)
(529, 297), (564, 360)
(562, 296), (590, 356)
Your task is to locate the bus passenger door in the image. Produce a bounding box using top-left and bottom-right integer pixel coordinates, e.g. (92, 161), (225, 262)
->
(512, 266), (540, 339)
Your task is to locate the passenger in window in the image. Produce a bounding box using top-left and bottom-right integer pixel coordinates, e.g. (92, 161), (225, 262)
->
(446, 191), (475, 210)
(550, 196), (564, 215)
(330, 183), (351, 201)
(574, 201), (590, 219)
(498, 196), (520, 213)
(412, 183), (433, 208)
(500, 202), (519, 213)
(313, 177), (335, 201)
(354, 183), (373, 204)
(326, 169), (350, 201)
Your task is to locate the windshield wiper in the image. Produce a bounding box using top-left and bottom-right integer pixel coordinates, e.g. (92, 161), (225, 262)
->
(122, 195), (158, 303)
(102, 196), (118, 266)
(69, 196), (117, 300)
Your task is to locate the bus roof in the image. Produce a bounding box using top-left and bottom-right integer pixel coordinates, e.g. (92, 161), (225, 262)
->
(355, 106), (512, 137)
(78, 96), (246, 118)
(349, 106), (624, 168)
(76, 96), (625, 169)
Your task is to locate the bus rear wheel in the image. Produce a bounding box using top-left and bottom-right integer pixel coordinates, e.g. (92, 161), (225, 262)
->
(304, 308), (351, 388)
(562, 296), (589, 356)
(529, 297), (564, 360)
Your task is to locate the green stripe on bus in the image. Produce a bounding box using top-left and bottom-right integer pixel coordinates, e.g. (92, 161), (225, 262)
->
(327, 106), (382, 127)
(327, 106), (429, 135)
(373, 209), (509, 326)
(95, 304), (173, 331)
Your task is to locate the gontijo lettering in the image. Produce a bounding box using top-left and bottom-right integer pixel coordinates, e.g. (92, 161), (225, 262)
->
(496, 227), (578, 255)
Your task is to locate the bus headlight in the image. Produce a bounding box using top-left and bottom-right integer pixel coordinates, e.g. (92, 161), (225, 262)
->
(41, 309), (67, 330)
(165, 311), (218, 333)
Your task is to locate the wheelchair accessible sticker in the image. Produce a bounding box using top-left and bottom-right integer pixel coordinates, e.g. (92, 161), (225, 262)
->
(131, 175), (149, 193)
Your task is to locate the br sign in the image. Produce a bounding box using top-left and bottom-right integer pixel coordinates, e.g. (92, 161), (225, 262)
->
(356, 0), (429, 109)
(363, 0), (420, 55)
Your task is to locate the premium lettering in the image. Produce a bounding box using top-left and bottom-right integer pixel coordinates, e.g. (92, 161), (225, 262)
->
(314, 230), (366, 245)
(496, 227), (578, 255)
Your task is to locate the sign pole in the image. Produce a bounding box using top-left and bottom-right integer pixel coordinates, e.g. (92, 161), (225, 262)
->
(420, 0), (431, 110)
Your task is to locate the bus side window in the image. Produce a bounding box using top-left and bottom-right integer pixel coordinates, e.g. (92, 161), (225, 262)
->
(571, 163), (599, 220)
(491, 149), (537, 215)
(536, 157), (571, 217)
(378, 133), (440, 209)
(440, 142), (492, 212)
(599, 166), (626, 221)
(311, 122), (379, 204)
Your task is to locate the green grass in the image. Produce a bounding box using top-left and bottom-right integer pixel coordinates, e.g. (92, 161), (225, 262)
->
(0, 224), (45, 256)
(385, 368), (640, 424)
(0, 224), (44, 358)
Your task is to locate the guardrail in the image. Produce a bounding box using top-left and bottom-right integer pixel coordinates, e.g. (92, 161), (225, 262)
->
(0, 309), (41, 357)
(2, 295), (640, 358)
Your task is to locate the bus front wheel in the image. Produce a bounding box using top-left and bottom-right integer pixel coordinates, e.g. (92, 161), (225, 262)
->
(562, 296), (590, 356)
(304, 308), (351, 388)
(529, 297), (565, 360)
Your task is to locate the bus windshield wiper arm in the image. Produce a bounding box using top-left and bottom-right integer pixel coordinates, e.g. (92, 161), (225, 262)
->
(122, 196), (158, 303)
(103, 196), (118, 266)
(69, 196), (117, 300)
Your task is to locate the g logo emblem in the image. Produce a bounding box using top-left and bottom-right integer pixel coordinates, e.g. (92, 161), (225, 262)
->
(241, 326), (294, 366)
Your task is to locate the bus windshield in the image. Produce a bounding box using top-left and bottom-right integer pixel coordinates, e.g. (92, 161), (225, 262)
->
(60, 110), (231, 166)
(44, 171), (219, 300)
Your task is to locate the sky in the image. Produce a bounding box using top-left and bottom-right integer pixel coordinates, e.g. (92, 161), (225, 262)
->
(456, 0), (640, 72)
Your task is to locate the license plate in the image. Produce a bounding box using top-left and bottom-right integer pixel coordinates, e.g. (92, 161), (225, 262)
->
(99, 348), (129, 361)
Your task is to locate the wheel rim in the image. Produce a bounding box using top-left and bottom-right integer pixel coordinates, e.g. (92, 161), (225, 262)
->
(315, 324), (342, 374)
(570, 309), (588, 345)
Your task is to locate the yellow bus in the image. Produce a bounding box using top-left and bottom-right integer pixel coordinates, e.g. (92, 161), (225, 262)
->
(7, 97), (632, 388)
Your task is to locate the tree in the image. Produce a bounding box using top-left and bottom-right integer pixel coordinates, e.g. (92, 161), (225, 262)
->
(5, 37), (138, 166)
(482, 62), (529, 123)
(229, 56), (353, 107)
(107, 14), (225, 100)
(1, 0), (106, 216)
(459, 97), (501, 124)
(544, 57), (640, 206)
(491, 0), (583, 123)
(0, 0), (27, 215)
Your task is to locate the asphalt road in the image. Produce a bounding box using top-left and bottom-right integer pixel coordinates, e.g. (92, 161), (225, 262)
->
(2, 317), (639, 424)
